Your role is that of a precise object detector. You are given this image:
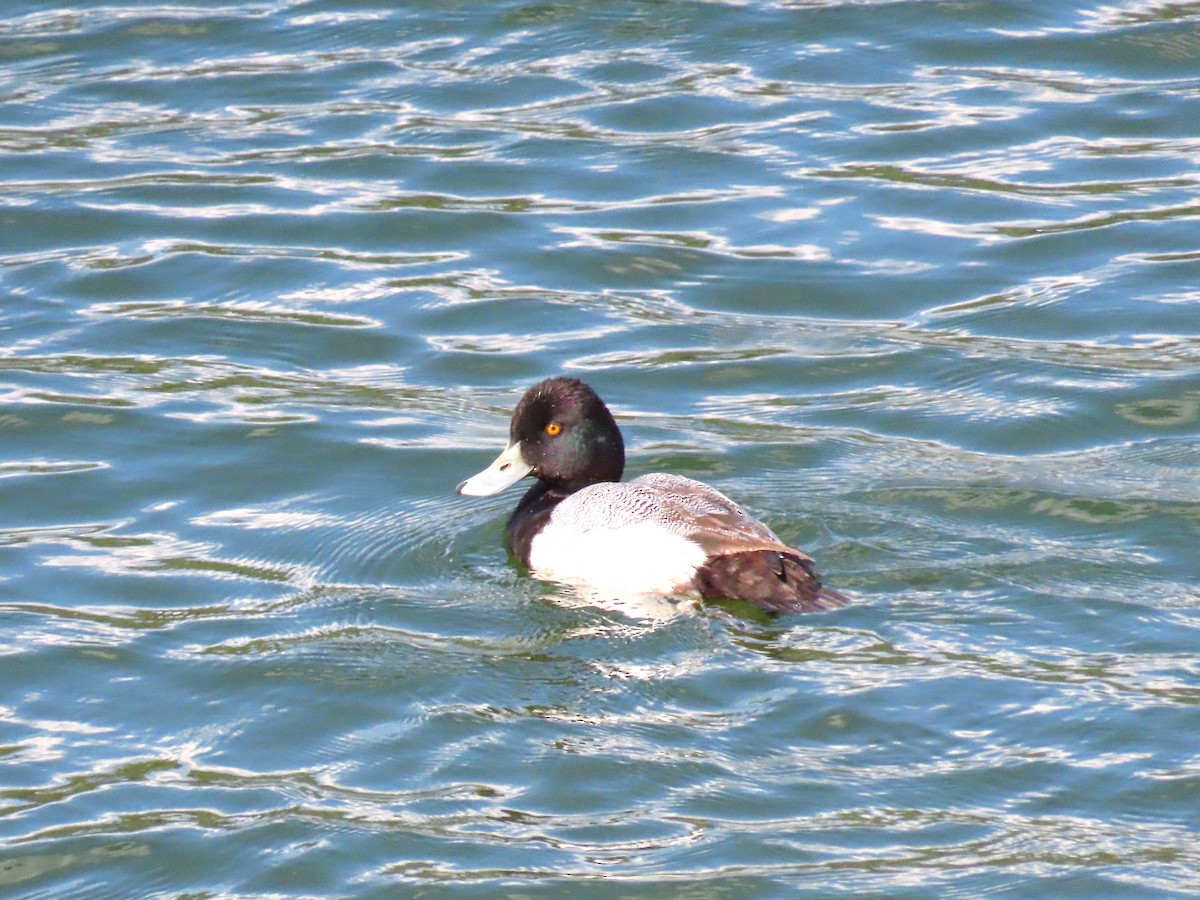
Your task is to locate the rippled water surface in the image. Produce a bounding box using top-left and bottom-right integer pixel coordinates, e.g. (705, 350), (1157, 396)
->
(2, 0), (1200, 895)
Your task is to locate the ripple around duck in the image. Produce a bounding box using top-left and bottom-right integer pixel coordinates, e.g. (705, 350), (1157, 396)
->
(815, 161), (1200, 201)
(85, 300), (378, 329)
(3, 764), (1195, 895)
(64, 552), (302, 597)
(0, 459), (107, 478)
(25, 240), (463, 272)
(0, 355), (461, 422)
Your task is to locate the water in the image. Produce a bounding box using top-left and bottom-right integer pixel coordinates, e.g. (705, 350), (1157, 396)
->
(2, 0), (1199, 895)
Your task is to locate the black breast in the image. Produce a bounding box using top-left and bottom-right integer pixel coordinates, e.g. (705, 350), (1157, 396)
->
(505, 482), (562, 565)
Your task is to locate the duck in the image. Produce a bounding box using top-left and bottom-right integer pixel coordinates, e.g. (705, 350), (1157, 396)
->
(457, 377), (848, 614)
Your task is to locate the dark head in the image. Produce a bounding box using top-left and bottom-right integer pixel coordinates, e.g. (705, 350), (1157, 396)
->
(457, 377), (625, 497)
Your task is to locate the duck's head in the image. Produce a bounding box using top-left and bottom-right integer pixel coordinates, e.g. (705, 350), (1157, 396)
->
(457, 377), (625, 497)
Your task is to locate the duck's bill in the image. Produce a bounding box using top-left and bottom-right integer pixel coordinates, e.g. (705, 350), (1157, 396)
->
(457, 442), (533, 496)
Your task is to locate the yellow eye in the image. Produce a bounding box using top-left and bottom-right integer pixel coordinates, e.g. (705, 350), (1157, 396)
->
(545, 422), (562, 436)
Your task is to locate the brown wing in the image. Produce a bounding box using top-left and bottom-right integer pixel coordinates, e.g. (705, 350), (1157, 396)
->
(629, 473), (814, 562)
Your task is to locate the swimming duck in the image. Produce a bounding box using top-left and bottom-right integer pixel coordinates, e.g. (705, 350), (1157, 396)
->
(457, 377), (848, 614)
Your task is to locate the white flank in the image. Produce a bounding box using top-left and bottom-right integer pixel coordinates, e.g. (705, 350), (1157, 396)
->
(528, 519), (708, 598)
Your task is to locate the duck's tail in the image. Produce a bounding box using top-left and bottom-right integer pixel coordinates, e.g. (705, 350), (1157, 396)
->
(815, 583), (852, 610)
(693, 550), (850, 615)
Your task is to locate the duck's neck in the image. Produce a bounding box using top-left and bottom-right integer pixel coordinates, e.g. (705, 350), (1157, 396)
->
(506, 480), (561, 562)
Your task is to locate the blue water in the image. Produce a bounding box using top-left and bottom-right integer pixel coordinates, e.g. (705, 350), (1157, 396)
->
(2, 0), (1199, 895)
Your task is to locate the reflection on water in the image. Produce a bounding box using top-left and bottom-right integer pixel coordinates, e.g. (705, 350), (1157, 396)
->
(1, 0), (1199, 895)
